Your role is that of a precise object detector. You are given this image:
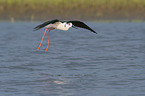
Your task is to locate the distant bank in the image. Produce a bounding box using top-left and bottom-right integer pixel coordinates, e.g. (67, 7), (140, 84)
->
(0, 0), (145, 22)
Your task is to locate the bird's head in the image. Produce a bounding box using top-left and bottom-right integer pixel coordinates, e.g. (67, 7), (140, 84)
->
(67, 22), (72, 28)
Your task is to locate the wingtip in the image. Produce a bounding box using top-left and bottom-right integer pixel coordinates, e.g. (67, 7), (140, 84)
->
(91, 30), (97, 34)
(33, 28), (38, 31)
(94, 32), (98, 34)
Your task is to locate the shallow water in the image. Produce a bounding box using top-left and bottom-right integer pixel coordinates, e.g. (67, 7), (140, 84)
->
(0, 22), (145, 96)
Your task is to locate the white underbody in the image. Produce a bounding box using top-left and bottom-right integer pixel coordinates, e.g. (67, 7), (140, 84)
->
(45, 22), (72, 31)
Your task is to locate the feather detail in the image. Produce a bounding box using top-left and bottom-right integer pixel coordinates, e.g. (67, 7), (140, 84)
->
(34, 19), (59, 31)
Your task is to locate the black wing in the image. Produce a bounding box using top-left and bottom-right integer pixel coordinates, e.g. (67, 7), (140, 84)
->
(68, 21), (97, 34)
(34, 19), (59, 31)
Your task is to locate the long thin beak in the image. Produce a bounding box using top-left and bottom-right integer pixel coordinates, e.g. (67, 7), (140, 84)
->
(72, 25), (78, 29)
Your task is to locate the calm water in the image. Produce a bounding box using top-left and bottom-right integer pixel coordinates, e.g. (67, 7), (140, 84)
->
(0, 22), (145, 96)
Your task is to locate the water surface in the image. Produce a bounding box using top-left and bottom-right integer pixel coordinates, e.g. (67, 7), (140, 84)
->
(0, 22), (145, 96)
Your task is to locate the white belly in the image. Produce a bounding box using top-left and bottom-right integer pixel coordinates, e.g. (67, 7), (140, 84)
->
(45, 22), (70, 31)
(56, 22), (70, 31)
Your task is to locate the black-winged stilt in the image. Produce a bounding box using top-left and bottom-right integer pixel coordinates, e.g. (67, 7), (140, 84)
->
(34, 19), (97, 52)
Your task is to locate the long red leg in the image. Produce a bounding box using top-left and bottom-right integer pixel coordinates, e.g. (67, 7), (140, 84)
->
(45, 29), (51, 52)
(37, 29), (48, 51)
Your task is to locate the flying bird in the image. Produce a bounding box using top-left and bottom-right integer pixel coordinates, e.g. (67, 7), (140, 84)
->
(34, 19), (97, 52)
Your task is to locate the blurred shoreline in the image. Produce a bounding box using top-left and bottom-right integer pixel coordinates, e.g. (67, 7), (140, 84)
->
(0, 0), (145, 22)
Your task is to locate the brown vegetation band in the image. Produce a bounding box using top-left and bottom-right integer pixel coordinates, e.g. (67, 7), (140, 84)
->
(0, 0), (145, 21)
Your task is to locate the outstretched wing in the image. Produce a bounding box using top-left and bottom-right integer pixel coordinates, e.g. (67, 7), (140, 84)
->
(68, 21), (97, 34)
(34, 19), (59, 31)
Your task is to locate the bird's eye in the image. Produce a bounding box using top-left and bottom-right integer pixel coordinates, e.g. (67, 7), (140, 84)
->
(68, 23), (70, 25)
